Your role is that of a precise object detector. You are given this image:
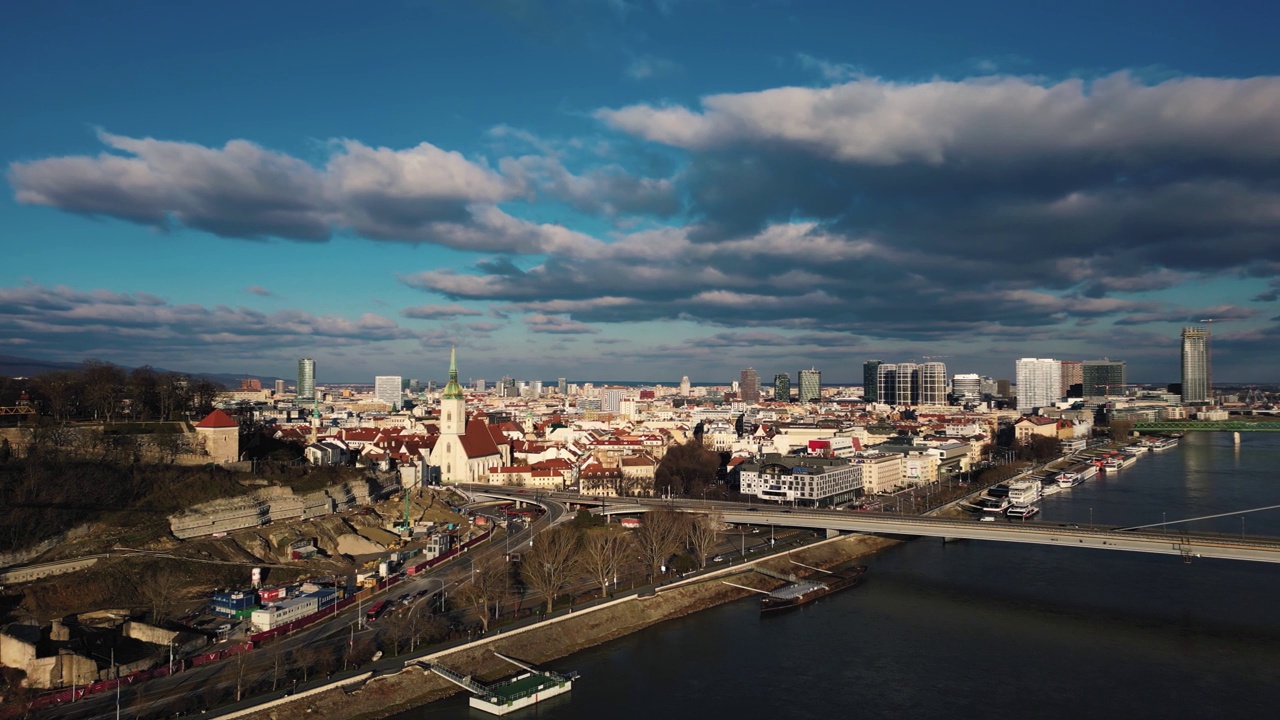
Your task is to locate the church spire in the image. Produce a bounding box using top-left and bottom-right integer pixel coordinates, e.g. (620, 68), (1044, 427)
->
(442, 346), (464, 400)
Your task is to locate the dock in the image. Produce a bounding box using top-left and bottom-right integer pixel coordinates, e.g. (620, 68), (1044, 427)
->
(425, 652), (578, 715)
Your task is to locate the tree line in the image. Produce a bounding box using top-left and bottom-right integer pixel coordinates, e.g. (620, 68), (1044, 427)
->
(456, 508), (723, 631)
(0, 360), (223, 424)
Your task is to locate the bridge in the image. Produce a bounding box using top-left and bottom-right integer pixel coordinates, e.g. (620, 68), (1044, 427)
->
(1133, 420), (1280, 433)
(466, 488), (1280, 565)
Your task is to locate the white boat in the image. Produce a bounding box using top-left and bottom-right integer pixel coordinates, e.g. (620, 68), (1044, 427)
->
(1006, 504), (1040, 519)
(1007, 480), (1041, 506)
(1149, 437), (1179, 451)
(1056, 471), (1080, 488)
(976, 495), (1011, 513)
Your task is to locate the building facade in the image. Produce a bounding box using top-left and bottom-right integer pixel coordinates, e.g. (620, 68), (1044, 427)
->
(798, 368), (822, 403)
(740, 367), (761, 405)
(1015, 358), (1062, 413)
(862, 360), (882, 402)
(374, 375), (402, 410)
(297, 358), (316, 401)
(1081, 361), (1125, 400)
(1060, 360), (1082, 397)
(737, 454), (862, 506)
(877, 363), (897, 405)
(774, 373), (791, 402)
(919, 362), (948, 405)
(952, 373), (982, 404)
(1181, 326), (1210, 404)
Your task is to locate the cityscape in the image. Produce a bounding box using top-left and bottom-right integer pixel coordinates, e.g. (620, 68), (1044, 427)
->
(3, 2), (1280, 720)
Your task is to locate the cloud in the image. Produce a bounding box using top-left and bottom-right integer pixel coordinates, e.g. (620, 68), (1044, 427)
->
(523, 313), (600, 334)
(401, 304), (485, 319)
(625, 54), (681, 80)
(795, 53), (863, 81)
(0, 283), (431, 362)
(7, 131), (607, 255)
(246, 285), (277, 297)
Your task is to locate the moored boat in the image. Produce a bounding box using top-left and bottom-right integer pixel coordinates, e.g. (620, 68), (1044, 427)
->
(761, 565), (868, 613)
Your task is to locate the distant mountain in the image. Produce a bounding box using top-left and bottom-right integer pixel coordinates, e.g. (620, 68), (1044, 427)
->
(0, 354), (285, 388)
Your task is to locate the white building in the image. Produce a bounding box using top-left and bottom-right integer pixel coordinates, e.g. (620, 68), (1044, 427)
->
(374, 375), (402, 411)
(1016, 358), (1062, 413)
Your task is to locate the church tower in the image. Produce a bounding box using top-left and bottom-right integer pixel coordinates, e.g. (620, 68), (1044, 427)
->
(440, 346), (466, 436)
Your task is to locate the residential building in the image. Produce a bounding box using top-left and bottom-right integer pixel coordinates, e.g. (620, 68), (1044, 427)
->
(919, 362), (948, 405)
(895, 363), (918, 405)
(877, 363), (897, 404)
(774, 373), (791, 402)
(1081, 360), (1126, 400)
(798, 368), (822, 403)
(1060, 360), (1082, 398)
(738, 454), (862, 506)
(374, 375), (402, 410)
(863, 360), (882, 402)
(297, 358), (315, 401)
(1015, 358), (1061, 413)
(740, 367), (761, 405)
(1181, 326), (1210, 404)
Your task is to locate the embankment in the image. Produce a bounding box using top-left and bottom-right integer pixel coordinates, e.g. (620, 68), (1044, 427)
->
(229, 533), (899, 720)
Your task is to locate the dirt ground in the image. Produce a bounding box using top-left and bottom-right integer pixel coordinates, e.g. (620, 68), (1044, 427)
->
(244, 533), (899, 720)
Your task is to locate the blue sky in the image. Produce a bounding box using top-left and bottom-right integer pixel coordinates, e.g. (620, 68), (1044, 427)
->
(3, 0), (1279, 384)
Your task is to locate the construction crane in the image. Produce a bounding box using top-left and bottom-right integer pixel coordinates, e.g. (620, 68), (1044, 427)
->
(921, 355), (949, 361)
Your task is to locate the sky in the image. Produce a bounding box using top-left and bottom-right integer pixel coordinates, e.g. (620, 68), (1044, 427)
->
(2, 0), (1279, 385)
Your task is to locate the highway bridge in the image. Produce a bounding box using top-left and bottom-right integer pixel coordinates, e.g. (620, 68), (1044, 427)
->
(1134, 420), (1280, 433)
(468, 488), (1280, 566)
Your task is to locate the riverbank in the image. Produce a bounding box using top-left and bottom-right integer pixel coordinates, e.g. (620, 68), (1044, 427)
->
(229, 533), (899, 720)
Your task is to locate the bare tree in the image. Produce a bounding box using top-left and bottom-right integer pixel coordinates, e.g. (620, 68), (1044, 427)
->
(270, 639), (286, 691)
(634, 508), (687, 578)
(580, 529), (635, 598)
(290, 645), (321, 683)
(456, 559), (511, 633)
(687, 511), (722, 569)
(521, 525), (581, 613)
(136, 565), (183, 626)
(233, 649), (250, 702)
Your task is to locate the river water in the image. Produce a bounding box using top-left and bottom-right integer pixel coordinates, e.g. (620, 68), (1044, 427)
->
(396, 433), (1280, 720)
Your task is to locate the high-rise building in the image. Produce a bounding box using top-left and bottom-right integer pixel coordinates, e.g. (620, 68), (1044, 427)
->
(297, 358), (315, 401)
(1082, 360), (1126, 400)
(274, 379), (285, 397)
(952, 373), (982, 403)
(774, 373), (791, 402)
(375, 375), (402, 410)
(895, 362), (919, 406)
(602, 388), (625, 413)
(863, 360), (882, 402)
(498, 376), (516, 397)
(680, 376), (691, 396)
(557, 378), (567, 396)
(1015, 358), (1062, 413)
(877, 364), (897, 405)
(1060, 360), (1083, 398)
(474, 379), (486, 393)
(1181, 327), (1210, 404)
(798, 368), (822, 403)
(740, 367), (761, 405)
(919, 362), (948, 405)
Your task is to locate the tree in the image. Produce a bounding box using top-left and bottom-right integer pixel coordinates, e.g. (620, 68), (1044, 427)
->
(654, 441), (721, 497)
(686, 511), (722, 569)
(634, 508), (687, 578)
(521, 525), (580, 613)
(1110, 419), (1135, 442)
(136, 565), (183, 626)
(456, 558), (512, 633)
(579, 528), (635, 598)
(81, 359), (127, 423)
(0, 437), (10, 463)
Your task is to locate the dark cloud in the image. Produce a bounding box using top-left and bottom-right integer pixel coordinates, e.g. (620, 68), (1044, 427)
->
(523, 313), (600, 334)
(401, 304), (485, 319)
(246, 285), (277, 297)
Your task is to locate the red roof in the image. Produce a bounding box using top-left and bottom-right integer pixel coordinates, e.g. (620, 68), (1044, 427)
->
(459, 418), (503, 460)
(196, 409), (238, 429)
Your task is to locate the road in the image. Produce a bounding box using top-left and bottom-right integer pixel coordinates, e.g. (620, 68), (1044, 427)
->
(34, 495), (567, 720)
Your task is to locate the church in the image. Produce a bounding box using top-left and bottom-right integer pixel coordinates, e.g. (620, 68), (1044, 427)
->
(428, 348), (507, 484)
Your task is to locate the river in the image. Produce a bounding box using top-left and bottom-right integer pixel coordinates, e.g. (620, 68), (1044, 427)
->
(395, 432), (1280, 719)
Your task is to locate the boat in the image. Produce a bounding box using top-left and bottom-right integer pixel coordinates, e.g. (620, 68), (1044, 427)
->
(1007, 480), (1041, 506)
(760, 565), (867, 613)
(975, 495), (1012, 513)
(1056, 471), (1081, 488)
(1149, 437), (1179, 451)
(1006, 504), (1040, 519)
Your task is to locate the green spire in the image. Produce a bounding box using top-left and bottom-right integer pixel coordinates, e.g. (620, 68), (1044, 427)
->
(442, 346), (464, 400)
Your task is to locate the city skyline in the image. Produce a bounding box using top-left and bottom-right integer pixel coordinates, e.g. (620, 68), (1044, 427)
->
(3, 2), (1279, 383)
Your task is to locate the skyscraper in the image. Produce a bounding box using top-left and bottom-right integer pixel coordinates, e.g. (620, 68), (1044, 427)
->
(895, 362), (919, 406)
(952, 373), (982, 403)
(919, 362), (948, 405)
(297, 358), (315, 401)
(1015, 358), (1062, 413)
(877, 363), (898, 405)
(557, 378), (567, 396)
(774, 373), (791, 402)
(863, 360), (882, 402)
(740, 367), (761, 405)
(274, 379), (285, 397)
(680, 376), (691, 396)
(375, 375), (402, 410)
(1181, 327), (1210, 404)
(1081, 360), (1126, 400)
(798, 368), (821, 403)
